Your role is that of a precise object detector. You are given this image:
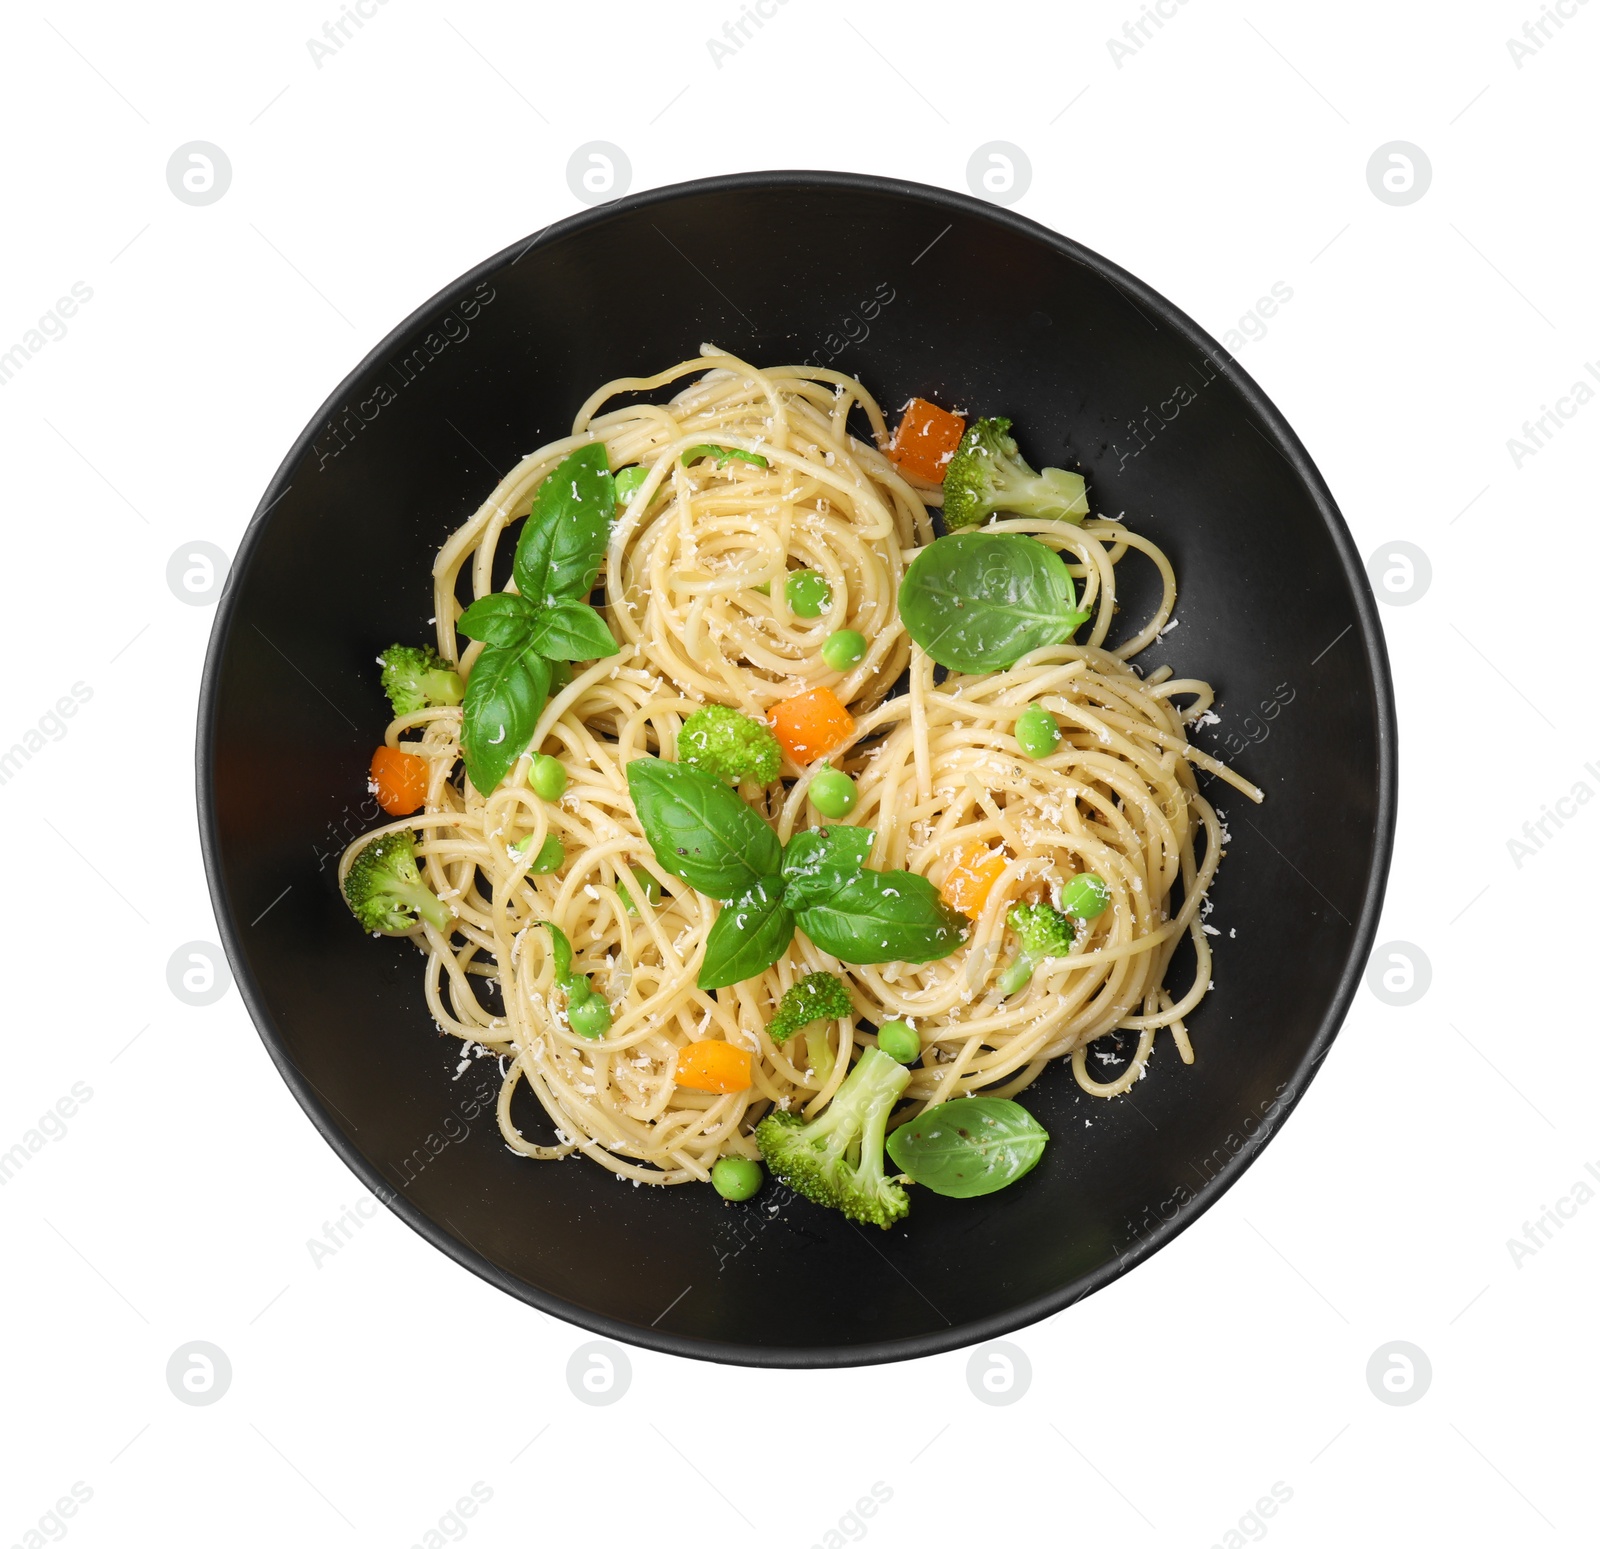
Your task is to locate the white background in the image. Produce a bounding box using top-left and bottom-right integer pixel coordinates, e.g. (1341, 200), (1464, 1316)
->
(3, 1), (1597, 1545)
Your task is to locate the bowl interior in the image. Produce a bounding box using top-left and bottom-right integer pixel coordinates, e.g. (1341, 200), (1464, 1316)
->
(200, 173), (1392, 1366)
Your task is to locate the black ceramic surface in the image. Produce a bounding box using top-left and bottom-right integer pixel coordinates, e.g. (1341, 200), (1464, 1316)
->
(198, 171), (1394, 1367)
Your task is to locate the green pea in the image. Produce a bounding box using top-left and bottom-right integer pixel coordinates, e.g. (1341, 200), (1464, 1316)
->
(711, 1155), (763, 1201)
(877, 1021), (920, 1063)
(1015, 705), (1062, 759)
(566, 987), (612, 1039)
(619, 875), (662, 914)
(614, 465), (649, 503)
(510, 831), (558, 866)
(785, 569), (832, 618)
(1060, 872), (1111, 919)
(528, 753), (568, 802)
(517, 833), (563, 874)
(809, 764), (857, 818)
(822, 629), (867, 671)
(752, 581), (771, 596)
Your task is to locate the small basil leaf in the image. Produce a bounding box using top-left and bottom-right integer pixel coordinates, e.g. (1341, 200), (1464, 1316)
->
(681, 444), (770, 469)
(625, 757), (782, 899)
(781, 825), (875, 911)
(885, 1097), (1048, 1198)
(513, 443), (615, 606)
(526, 598), (620, 662)
(698, 878), (795, 991)
(900, 531), (1090, 673)
(462, 643), (550, 794)
(795, 869), (967, 965)
(457, 592), (538, 647)
(541, 920), (575, 987)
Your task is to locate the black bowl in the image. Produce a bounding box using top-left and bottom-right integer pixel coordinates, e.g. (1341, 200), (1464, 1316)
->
(198, 171), (1394, 1367)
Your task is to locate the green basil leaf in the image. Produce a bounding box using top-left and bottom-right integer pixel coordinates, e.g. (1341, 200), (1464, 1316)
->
(698, 877), (795, 990)
(795, 868), (967, 964)
(885, 1097), (1048, 1198)
(457, 592), (538, 647)
(526, 598), (620, 662)
(781, 825), (875, 911)
(681, 444), (770, 469)
(462, 643), (550, 794)
(625, 757), (782, 899)
(513, 443), (615, 606)
(900, 531), (1090, 673)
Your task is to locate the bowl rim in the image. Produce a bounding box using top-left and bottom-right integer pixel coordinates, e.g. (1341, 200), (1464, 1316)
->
(196, 167), (1397, 1369)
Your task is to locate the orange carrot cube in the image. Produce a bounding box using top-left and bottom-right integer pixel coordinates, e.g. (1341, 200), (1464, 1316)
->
(939, 841), (1007, 920)
(771, 687), (855, 765)
(674, 1040), (754, 1093)
(889, 397), (966, 483)
(370, 745), (430, 815)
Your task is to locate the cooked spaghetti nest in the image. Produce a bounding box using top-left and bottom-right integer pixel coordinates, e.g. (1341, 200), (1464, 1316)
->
(432, 347), (928, 719)
(346, 350), (1262, 1185)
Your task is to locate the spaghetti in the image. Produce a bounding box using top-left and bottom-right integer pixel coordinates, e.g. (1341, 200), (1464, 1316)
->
(339, 348), (1261, 1192)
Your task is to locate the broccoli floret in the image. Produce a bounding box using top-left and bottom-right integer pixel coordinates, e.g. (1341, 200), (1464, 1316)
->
(768, 972), (853, 1039)
(768, 971), (853, 1085)
(997, 901), (1077, 996)
(379, 644), (464, 717)
(678, 704), (782, 784)
(755, 1045), (911, 1228)
(343, 831), (452, 936)
(942, 417), (1090, 530)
